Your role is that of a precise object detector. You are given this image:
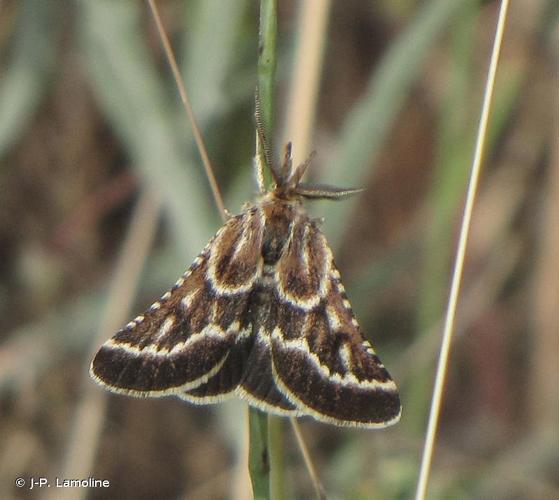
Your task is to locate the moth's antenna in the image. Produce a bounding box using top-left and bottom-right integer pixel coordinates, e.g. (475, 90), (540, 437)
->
(281, 142), (293, 182)
(254, 129), (266, 194)
(255, 88), (278, 186)
(254, 89), (268, 193)
(147, 0), (227, 221)
(291, 149), (315, 185)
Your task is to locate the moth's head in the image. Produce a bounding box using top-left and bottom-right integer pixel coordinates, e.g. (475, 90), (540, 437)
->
(267, 142), (363, 202)
(254, 91), (362, 203)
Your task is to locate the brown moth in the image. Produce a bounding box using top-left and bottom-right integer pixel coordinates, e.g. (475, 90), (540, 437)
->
(90, 113), (401, 428)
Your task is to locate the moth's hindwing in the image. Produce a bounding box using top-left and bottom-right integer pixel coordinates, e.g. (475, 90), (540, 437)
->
(235, 330), (300, 415)
(178, 336), (249, 405)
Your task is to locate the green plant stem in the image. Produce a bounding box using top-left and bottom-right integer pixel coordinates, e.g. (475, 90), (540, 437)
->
(257, 0), (277, 130)
(248, 410), (271, 500)
(248, 2), (280, 500)
(268, 415), (285, 500)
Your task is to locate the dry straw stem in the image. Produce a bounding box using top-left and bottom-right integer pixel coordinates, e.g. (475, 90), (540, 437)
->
(415, 1), (511, 499)
(281, 0), (331, 164)
(290, 419), (327, 500)
(47, 192), (161, 500)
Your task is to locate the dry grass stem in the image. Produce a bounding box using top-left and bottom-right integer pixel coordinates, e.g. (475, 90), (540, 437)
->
(147, 0), (227, 221)
(415, 1), (511, 498)
(282, 0), (331, 164)
(290, 419), (326, 500)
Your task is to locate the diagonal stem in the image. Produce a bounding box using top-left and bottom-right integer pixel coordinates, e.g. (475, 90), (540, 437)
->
(146, 0), (227, 221)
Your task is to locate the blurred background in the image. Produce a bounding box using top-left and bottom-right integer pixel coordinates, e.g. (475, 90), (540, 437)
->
(1, 0), (558, 499)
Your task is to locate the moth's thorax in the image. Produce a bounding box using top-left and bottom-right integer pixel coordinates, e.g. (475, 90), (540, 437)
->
(257, 193), (307, 266)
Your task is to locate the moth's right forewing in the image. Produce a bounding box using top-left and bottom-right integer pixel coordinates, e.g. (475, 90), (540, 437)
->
(270, 220), (401, 428)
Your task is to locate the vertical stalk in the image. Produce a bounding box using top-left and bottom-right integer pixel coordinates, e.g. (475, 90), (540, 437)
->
(268, 415), (285, 500)
(248, 1), (280, 500)
(248, 408), (271, 500)
(257, 0), (277, 129)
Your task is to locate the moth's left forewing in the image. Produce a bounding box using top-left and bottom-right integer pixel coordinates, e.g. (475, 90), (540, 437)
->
(90, 256), (233, 396)
(270, 219), (401, 428)
(90, 210), (262, 397)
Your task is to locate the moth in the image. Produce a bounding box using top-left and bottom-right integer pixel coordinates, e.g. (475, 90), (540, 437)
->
(90, 116), (401, 428)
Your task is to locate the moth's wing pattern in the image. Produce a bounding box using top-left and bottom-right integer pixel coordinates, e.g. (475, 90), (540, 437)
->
(270, 218), (401, 428)
(181, 325), (300, 415)
(179, 337), (249, 404)
(90, 207), (264, 397)
(235, 320), (300, 415)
